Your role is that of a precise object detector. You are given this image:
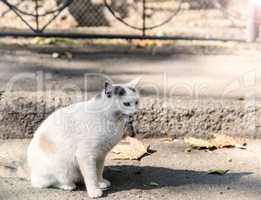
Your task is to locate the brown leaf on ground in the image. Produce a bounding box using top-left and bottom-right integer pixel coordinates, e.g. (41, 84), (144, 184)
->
(111, 137), (150, 160)
(208, 169), (229, 175)
(184, 134), (246, 150)
(184, 137), (215, 149)
(211, 134), (246, 149)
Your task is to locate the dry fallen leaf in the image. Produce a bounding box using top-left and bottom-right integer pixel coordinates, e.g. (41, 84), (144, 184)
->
(211, 134), (246, 149)
(208, 169), (229, 175)
(161, 137), (175, 143)
(31, 37), (77, 45)
(184, 134), (246, 150)
(184, 137), (215, 149)
(111, 137), (150, 160)
(130, 39), (160, 48)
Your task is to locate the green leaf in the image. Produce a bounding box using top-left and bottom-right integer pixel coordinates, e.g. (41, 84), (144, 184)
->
(149, 181), (160, 186)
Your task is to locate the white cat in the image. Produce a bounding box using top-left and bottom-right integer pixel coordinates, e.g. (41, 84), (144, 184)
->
(27, 78), (140, 198)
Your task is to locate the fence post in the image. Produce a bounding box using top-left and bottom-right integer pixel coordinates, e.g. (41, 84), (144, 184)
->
(247, 1), (259, 42)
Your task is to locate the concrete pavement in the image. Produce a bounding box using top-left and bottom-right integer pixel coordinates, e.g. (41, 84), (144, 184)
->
(0, 138), (261, 200)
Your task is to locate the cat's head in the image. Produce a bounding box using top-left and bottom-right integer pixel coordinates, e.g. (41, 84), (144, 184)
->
(104, 78), (141, 116)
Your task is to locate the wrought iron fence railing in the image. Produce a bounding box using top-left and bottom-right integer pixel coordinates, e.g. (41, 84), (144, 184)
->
(0, 0), (257, 41)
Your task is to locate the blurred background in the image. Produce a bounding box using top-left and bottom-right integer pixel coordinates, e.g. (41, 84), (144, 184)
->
(0, 0), (260, 140)
(0, 0), (257, 41)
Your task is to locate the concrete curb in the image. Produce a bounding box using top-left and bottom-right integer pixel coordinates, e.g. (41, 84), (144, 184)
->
(0, 91), (260, 139)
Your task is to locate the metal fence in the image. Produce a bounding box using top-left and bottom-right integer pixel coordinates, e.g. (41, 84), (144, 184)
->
(0, 0), (254, 41)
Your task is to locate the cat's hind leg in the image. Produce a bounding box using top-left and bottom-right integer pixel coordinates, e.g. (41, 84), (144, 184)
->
(31, 173), (77, 191)
(54, 169), (79, 191)
(31, 173), (56, 189)
(56, 183), (77, 191)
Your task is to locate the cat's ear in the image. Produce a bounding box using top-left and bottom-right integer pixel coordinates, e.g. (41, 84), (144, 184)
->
(128, 77), (141, 87)
(105, 81), (113, 98)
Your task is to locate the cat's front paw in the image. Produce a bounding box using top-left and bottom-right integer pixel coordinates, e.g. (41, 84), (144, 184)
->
(88, 188), (103, 199)
(99, 179), (111, 190)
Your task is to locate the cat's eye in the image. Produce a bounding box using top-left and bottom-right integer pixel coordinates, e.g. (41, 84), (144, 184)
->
(135, 100), (139, 105)
(123, 102), (131, 107)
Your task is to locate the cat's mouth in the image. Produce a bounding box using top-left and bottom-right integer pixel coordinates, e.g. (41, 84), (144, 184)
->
(121, 113), (131, 118)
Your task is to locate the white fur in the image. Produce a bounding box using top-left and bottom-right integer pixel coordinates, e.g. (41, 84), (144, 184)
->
(27, 80), (140, 198)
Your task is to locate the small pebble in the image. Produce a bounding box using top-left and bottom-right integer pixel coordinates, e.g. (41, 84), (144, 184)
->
(52, 52), (60, 58)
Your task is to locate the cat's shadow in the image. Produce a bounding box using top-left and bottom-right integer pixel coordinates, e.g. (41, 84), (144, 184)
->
(77, 165), (252, 195)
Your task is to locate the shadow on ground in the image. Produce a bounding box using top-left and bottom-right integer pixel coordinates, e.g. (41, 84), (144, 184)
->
(73, 165), (253, 196)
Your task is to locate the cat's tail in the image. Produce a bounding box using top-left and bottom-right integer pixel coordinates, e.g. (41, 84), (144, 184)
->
(0, 159), (29, 180)
(0, 139), (30, 180)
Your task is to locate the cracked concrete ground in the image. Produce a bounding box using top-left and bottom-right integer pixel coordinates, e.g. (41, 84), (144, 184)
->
(0, 138), (261, 200)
